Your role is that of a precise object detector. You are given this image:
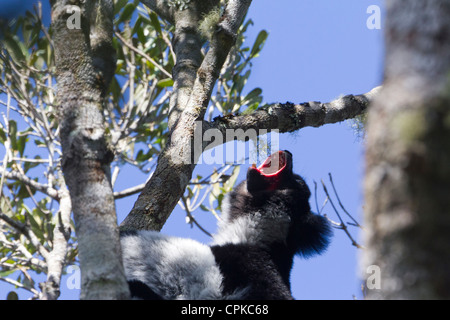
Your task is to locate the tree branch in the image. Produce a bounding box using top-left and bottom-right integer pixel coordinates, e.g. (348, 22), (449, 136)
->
(206, 86), (381, 142)
(167, 0), (219, 130)
(320, 178), (364, 250)
(140, 0), (176, 24)
(114, 31), (172, 79)
(0, 167), (59, 200)
(184, 0), (252, 122)
(0, 212), (50, 260)
(0, 276), (40, 297)
(90, 0), (116, 94)
(0, 229), (47, 271)
(40, 186), (72, 300)
(114, 183), (146, 199)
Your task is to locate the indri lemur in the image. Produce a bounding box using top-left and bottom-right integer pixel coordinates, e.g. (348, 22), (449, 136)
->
(120, 150), (332, 299)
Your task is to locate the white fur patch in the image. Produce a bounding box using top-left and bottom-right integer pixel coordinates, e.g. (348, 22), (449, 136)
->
(212, 195), (291, 246)
(121, 231), (223, 300)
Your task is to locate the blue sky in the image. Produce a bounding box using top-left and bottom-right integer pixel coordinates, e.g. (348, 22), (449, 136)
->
(0, 0), (32, 21)
(0, 0), (384, 300)
(244, 0), (383, 299)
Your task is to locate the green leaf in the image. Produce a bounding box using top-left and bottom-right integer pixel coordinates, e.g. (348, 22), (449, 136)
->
(149, 11), (162, 34)
(216, 193), (224, 209)
(223, 166), (240, 192)
(241, 88), (263, 114)
(250, 30), (268, 58)
(0, 197), (14, 218)
(34, 139), (45, 147)
(240, 19), (254, 34)
(22, 19), (33, 47)
(37, 35), (53, 67)
(117, 3), (136, 24)
(242, 102), (260, 115)
(186, 186), (194, 199)
(137, 27), (148, 46)
(8, 120), (18, 152)
(230, 69), (251, 97)
(23, 205), (45, 242)
(0, 127), (6, 144)
(208, 172), (221, 208)
(242, 88), (262, 105)
(131, 15), (142, 36)
(17, 133), (28, 157)
(17, 182), (35, 199)
(2, 34), (27, 63)
(156, 78), (174, 88)
(135, 149), (150, 163)
(24, 156), (41, 172)
(114, 0), (129, 15)
(0, 269), (16, 278)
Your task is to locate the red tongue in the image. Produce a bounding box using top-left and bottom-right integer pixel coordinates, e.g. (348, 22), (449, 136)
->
(257, 151), (286, 177)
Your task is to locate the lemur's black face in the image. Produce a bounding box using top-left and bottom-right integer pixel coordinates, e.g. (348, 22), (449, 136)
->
(247, 150), (294, 192)
(246, 150), (310, 198)
(222, 150), (331, 257)
(227, 150), (311, 220)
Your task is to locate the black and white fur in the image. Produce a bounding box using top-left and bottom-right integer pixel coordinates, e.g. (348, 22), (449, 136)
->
(120, 150), (332, 300)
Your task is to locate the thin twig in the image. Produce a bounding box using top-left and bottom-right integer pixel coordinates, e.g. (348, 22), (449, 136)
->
(0, 276), (40, 297)
(114, 183), (146, 199)
(0, 93), (12, 201)
(314, 181), (320, 214)
(320, 179), (364, 249)
(115, 31), (172, 79)
(328, 173), (363, 229)
(313, 180), (329, 215)
(0, 167), (59, 200)
(181, 195), (212, 238)
(0, 212), (50, 259)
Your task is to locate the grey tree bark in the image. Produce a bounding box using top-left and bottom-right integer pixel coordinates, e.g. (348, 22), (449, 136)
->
(52, 0), (129, 299)
(40, 185), (72, 300)
(363, 0), (450, 299)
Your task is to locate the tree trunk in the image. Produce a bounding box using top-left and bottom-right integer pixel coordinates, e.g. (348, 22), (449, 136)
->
(363, 0), (450, 299)
(52, 0), (129, 299)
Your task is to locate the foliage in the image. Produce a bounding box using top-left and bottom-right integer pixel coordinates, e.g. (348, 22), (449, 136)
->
(0, 0), (267, 299)
(349, 113), (367, 141)
(210, 19), (267, 117)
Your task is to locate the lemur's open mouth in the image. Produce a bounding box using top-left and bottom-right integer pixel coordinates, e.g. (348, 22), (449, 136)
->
(253, 151), (289, 177)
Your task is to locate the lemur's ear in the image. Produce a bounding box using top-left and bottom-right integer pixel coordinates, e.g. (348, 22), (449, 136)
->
(288, 212), (332, 258)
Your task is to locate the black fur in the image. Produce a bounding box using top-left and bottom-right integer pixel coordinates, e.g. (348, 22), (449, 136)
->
(127, 279), (164, 300)
(211, 243), (294, 299)
(120, 150), (332, 299)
